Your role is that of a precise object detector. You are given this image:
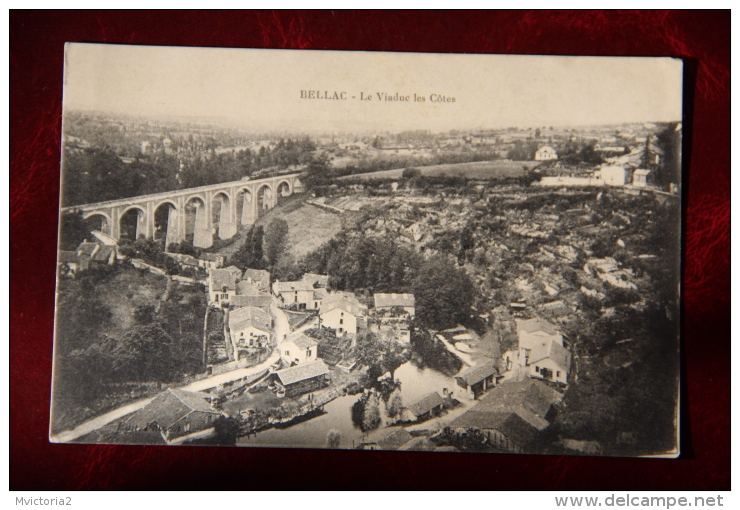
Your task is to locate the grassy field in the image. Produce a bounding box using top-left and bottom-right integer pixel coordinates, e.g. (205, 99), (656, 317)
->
(338, 160), (541, 181)
(211, 195), (344, 262)
(256, 196), (345, 260)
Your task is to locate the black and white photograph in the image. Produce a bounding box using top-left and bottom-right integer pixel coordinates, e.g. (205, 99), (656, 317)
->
(51, 43), (683, 457)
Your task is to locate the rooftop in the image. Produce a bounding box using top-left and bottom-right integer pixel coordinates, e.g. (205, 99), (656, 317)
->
(285, 332), (319, 349)
(124, 389), (220, 431)
(407, 392), (445, 417)
(374, 293), (416, 309)
(274, 360), (329, 386)
(229, 306), (271, 333)
(477, 379), (563, 419)
(456, 362), (497, 386)
(210, 269), (237, 292)
(516, 317), (560, 336)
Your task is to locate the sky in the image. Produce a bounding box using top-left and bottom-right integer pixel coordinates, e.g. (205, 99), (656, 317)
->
(64, 43), (684, 133)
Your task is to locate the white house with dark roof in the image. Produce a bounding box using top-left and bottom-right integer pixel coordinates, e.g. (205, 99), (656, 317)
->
(273, 280), (319, 310)
(228, 306), (272, 348)
(319, 292), (367, 336)
(208, 268), (238, 304)
(279, 332), (319, 367)
(513, 318), (571, 385)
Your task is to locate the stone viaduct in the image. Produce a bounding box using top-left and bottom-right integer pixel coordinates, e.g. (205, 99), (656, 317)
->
(62, 173), (303, 249)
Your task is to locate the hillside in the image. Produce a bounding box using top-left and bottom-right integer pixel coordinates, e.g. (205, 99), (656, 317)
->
(338, 159), (541, 181)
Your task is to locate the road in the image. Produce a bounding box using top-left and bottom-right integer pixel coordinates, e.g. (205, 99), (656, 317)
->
(50, 298), (294, 444)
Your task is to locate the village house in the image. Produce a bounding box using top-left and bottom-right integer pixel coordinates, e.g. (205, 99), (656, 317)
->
(121, 388), (223, 445)
(58, 250), (80, 275)
(360, 427), (414, 451)
(319, 292), (367, 336)
(374, 293), (416, 318)
(632, 168), (652, 188)
(476, 379), (563, 421)
(279, 332), (319, 367)
(242, 268), (271, 293)
(72, 240), (118, 272)
(534, 146), (558, 161)
(513, 317), (571, 385)
(402, 391), (445, 422)
(448, 407), (548, 453)
(208, 268), (238, 305)
(273, 280), (320, 310)
(228, 305), (272, 348)
(599, 165), (631, 187)
(448, 379), (562, 453)
(454, 362), (499, 400)
(166, 252), (200, 269)
(273, 359), (330, 398)
(197, 252), (225, 270)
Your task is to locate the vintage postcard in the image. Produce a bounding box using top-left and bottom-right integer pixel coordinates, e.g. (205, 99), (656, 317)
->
(51, 44), (682, 456)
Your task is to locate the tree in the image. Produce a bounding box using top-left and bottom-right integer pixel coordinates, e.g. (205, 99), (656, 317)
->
(402, 167), (422, 180)
(326, 429), (341, 448)
(59, 209), (91, 251)
(230, 225), (266, 269)
(301, 153), (332, 191)
(263, 219), (289, 267)
(412, 255), (476, 329)
(352, 332), (407, 379)
(386, 392), (403, 421)
(655, 123), (682, 188)
(133, 304), (156, 324)
(211, 416), (240, 446)
(361, 393), (382, 432)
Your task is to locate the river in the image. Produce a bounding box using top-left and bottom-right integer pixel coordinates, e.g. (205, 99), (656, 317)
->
(237, 361), (456, 449)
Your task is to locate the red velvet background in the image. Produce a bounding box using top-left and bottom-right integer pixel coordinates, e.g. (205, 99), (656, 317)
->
(10, 10), (730, 491)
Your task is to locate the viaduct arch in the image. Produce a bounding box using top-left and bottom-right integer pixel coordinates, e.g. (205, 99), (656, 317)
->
(63, 173), (303, 249)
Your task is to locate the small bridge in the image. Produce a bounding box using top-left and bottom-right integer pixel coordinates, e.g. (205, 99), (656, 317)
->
(62, 173), (303, 249)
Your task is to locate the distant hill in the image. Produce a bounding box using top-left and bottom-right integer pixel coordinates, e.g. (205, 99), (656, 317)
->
(338, 160), (541, 181)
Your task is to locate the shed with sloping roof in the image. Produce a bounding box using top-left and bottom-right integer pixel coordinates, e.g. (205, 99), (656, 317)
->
(273, 360), (330, 398)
